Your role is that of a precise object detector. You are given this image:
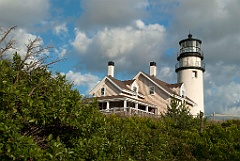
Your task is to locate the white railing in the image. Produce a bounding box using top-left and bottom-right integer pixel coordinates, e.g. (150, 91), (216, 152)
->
(100, 107), (155, 117)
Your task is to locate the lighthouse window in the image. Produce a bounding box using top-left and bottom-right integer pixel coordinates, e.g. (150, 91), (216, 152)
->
(192, 71), (197, 78)
(186, 41), (192, 47)
(181, 42), (186, 48)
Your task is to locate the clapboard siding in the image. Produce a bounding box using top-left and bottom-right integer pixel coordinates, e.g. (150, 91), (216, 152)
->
(95, 79), (121, 97)
(136, 74), (170, 114)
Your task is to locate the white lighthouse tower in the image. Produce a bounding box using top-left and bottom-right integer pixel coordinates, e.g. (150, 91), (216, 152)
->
(175, 34), (205, 116)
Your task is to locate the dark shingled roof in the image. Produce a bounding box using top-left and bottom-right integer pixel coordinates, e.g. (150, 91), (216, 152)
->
(107, 76), (131, 91)
(122, 79), (135, 86)
(167, 83), (183, 88)
(108, 76), (145, 96)
(108, 73), (182, 96)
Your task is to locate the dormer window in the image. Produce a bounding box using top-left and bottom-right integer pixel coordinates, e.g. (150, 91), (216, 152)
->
(133, 86), (137, 93)
(101, 87), (105, 96)
(133, 86), (138, 96)
(149, 86), (155, 95)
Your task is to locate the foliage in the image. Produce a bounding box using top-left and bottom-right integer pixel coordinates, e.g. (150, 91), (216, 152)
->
(162, 97), (200, 130)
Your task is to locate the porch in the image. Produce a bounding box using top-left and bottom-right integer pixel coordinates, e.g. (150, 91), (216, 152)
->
(97, 95), (157, 116)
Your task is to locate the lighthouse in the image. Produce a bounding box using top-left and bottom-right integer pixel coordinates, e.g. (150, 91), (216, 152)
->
(175, 34), (205, 116)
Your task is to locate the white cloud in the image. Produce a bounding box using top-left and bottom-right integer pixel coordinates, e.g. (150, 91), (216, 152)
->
(71, 28), (92, 54)
(136, 20), (145, 29)
(205, 82), (240, 116)
(205, 63), (239, 86)
(55, 47), (67, 58)
(64, 71), (100, 93)
(157, 66), (175, 83)
(72, 20), (166, 75)
(0, 0), (50, 27)
(203, 63), (240, 115)
(53, 23), (68, 36)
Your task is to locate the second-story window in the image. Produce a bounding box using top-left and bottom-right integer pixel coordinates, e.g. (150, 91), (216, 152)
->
(149, 86), (155, 95)
(133, 86), (137, 96)
(101, 87), (105, 96)
(133, 86), (137, 93)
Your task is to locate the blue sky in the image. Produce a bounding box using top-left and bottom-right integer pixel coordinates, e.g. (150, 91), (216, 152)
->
(0, 0), (240, 116)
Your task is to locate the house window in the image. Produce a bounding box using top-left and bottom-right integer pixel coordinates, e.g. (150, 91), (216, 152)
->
(182, 90), (185, 97)
(133, 86), (137, 93)
(133, 86), (137, 96)
(101, 87), (105, 96)
(149, 86), (155, 95)
(192, 71), (197, 78)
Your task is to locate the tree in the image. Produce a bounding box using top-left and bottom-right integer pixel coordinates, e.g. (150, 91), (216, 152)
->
(162, 96), (195, 130)
(0, 26), (17, 58)
(0, 26), (100, 160)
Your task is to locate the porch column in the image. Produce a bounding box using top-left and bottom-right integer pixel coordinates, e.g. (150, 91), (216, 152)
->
(146, 106), (149, 112)
(135, 103), (138, 109)
(106, 101), (110, 111)
(135, 103), (138, 115)
(124, 100), (127, 111)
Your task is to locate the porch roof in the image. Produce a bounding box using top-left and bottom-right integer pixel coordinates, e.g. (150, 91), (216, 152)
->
(95, 95), (156, 108)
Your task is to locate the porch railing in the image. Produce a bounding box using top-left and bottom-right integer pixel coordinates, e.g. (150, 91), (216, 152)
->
(100, 107), (155, 117)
